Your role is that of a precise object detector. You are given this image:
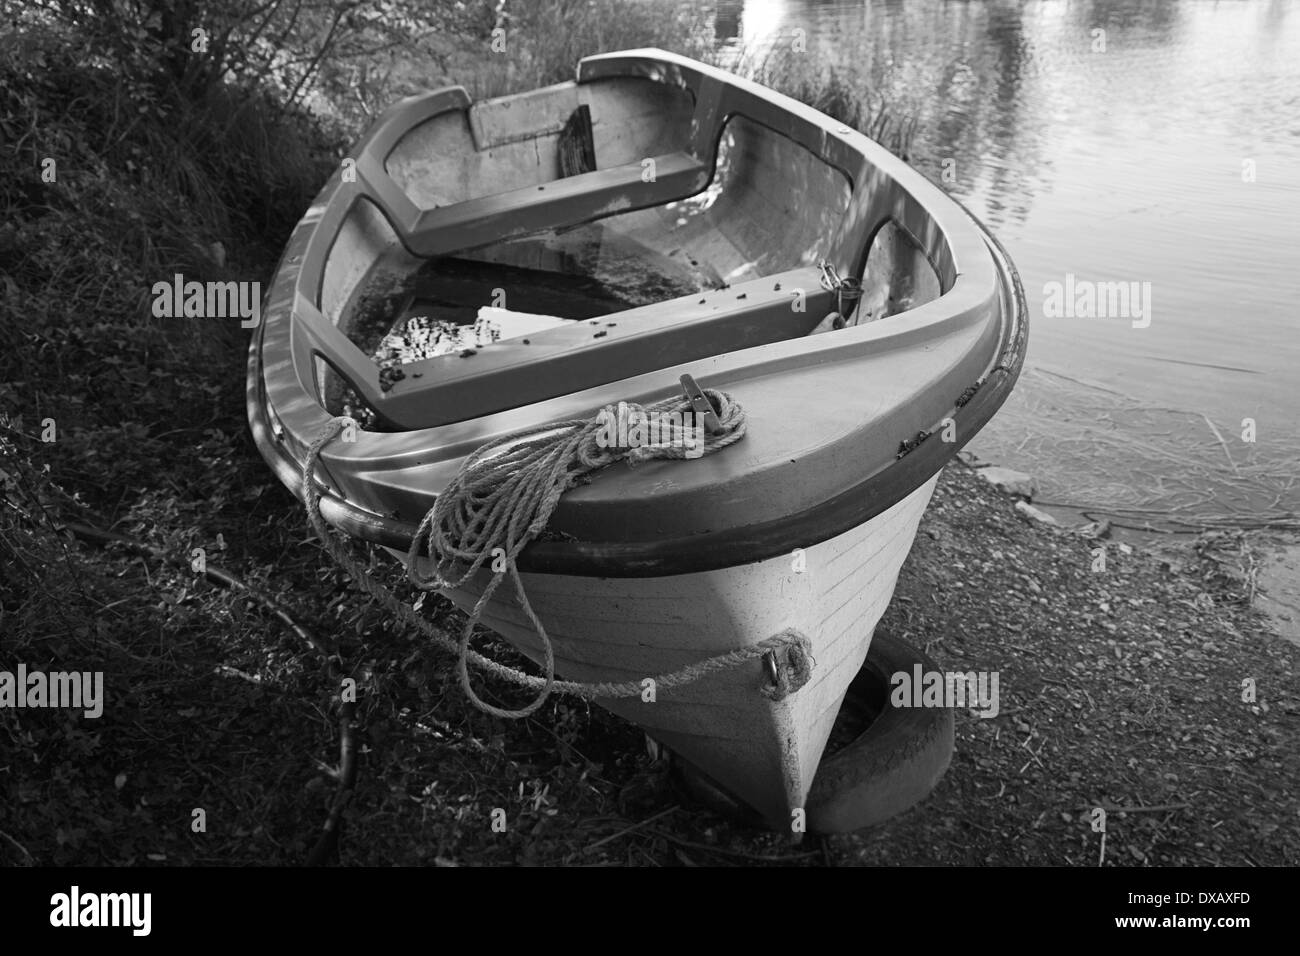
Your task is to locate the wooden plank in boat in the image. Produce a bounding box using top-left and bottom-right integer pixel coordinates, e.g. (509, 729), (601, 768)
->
(370, 265), (833, 429)
(403, 151), (711, 257)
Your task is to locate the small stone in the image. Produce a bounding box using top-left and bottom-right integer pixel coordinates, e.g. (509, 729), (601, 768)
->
(1077, 519), (1112, 539)
(977, 466), (1038, 499)
(1014, 501), (1058, 526)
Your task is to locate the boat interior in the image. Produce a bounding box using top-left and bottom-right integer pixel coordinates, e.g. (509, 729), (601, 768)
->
(300, 55), (946, 431)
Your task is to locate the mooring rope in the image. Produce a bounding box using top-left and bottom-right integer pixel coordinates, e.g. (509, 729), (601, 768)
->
(302, 390), (812, 719)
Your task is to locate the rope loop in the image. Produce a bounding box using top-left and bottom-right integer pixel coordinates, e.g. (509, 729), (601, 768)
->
(759, 631), (814, 701)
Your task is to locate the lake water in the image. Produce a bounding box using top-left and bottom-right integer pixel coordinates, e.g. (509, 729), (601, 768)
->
(711, 0), (1300, 530)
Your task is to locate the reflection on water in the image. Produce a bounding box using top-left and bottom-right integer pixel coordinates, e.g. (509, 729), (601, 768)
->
(712, 0), (1300, 526)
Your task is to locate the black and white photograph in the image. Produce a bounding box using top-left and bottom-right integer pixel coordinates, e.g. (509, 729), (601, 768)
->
(0, 0), (1292, 926)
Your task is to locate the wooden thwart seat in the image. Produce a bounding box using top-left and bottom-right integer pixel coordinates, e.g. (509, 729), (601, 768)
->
(357, 151), (710, 260)
(295, 266), (836, 431)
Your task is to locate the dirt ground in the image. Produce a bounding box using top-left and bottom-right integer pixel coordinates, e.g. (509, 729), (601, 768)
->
(4, 455), (1295, 867)
(823, 463), (1298, 866)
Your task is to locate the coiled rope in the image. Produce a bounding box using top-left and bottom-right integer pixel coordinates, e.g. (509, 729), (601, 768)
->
(302, 389), (812, 719)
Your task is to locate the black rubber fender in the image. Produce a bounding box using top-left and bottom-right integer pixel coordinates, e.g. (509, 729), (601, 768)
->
(804, 632), (955, 833)
(673, 631), (955, 833)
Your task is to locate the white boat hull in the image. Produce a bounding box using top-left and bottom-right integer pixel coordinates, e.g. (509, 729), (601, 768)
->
(397, 474), (938, 827)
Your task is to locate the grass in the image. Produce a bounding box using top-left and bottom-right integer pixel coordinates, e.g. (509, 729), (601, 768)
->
(461, 0), (715, 99)
(346, 0), (917, 159)
(0, 17), (347, 864)
(734, 47), (920, 160)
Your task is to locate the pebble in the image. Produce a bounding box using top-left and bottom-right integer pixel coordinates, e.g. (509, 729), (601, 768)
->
(977, 466), (1039, 499)
(1076, 519), (1111, 539)
(1014, 501), (1058, 525)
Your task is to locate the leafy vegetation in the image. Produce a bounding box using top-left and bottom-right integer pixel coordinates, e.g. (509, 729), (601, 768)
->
(728, 44), (919, 160)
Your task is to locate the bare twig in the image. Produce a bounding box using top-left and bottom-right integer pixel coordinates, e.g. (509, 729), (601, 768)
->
(282, 1), (355, 109)
(305, 697), (358, 866)
(583, 805), (680, 852)
(59, 517), (357, 865)
(1075, 803), (1190, 815)
(1201, 415), (1240, 476)
(60, 520), (337, 666)
(0, 828), (35, 866)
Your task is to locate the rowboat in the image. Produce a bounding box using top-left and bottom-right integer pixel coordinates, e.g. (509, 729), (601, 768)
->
(246, 50), (1026, 829)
